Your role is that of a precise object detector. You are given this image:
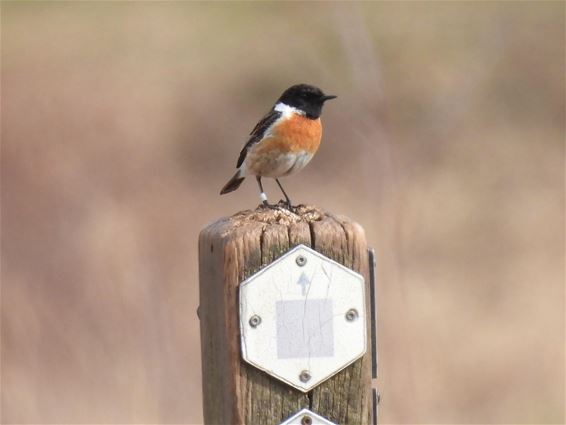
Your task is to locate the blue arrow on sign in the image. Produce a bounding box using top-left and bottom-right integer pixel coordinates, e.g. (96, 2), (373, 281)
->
(297, 272), (310, 296)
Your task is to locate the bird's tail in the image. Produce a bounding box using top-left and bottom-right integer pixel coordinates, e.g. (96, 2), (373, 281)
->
(220, 170), (245, 195)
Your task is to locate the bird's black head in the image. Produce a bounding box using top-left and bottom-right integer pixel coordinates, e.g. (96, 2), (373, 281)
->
(276, 84), (336, 119)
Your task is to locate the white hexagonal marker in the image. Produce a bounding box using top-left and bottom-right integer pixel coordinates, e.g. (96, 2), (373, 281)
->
(239, 244), (366, 392)
(279, 408), (337, 425)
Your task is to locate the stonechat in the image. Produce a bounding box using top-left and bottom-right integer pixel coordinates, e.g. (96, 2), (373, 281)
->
(220, 84), (336, 207)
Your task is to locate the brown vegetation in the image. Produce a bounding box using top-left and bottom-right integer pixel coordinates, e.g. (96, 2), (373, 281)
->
(2, 2), (563, 423)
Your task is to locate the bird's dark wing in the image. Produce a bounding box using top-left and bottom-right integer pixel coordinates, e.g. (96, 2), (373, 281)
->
(236, 109), (281, 168)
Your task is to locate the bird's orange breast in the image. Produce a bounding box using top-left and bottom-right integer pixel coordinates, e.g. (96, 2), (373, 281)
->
(253, 115), (322, 157)
(273, 115), (322, 153)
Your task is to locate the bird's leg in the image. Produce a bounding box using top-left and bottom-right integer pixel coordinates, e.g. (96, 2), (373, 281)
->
(256, 176), (270, 207)
(275, 178), (293, 208)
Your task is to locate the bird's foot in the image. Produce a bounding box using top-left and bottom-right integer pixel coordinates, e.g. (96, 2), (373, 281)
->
(260, 200), (279, 209)
(258, 200), (296, 212)
(278, 199), (296, 212)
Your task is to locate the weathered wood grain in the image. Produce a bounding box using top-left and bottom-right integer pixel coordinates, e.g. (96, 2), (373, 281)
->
(199, 205), (371, 425)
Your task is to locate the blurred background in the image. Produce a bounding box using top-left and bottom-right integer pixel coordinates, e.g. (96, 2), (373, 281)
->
(2, 2), (564, 424)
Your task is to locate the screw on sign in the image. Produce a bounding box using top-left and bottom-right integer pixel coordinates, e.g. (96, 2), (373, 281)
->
(249, 315), (261, 328)
(279, 408), (337, 425)
(345, 308), (359, 321)
(299, 370), (311, 383)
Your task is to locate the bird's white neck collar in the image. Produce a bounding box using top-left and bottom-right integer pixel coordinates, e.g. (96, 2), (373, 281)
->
(274, 102), (305, 116)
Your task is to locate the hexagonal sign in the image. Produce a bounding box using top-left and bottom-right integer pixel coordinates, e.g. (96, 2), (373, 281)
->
(239, 244), (366, 392)
(279, 408), (337, 425)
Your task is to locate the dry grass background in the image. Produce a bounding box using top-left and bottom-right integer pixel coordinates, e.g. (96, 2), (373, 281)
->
(1, 2), (564, 424)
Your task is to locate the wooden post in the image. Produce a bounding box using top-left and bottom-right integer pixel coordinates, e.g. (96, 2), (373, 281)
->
(198, 205), (372, 425)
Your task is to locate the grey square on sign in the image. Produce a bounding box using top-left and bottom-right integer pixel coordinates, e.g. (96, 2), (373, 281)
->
(276, 299), (334, 359)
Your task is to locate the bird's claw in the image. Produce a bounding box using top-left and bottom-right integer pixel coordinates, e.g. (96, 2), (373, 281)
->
(279, 199), (295, 212)
(260, 201), (279, 209)
(259, 199), (295, 212)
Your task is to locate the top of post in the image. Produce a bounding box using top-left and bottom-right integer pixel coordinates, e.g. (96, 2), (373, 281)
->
(201, 203), (364, 238)
(216, 203), (325, 227)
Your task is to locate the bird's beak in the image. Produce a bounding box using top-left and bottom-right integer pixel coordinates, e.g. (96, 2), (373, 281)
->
(321, 94), (337, 102)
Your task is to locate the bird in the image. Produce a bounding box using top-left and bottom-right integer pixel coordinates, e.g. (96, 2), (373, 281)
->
(220, 83), (336, 208)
